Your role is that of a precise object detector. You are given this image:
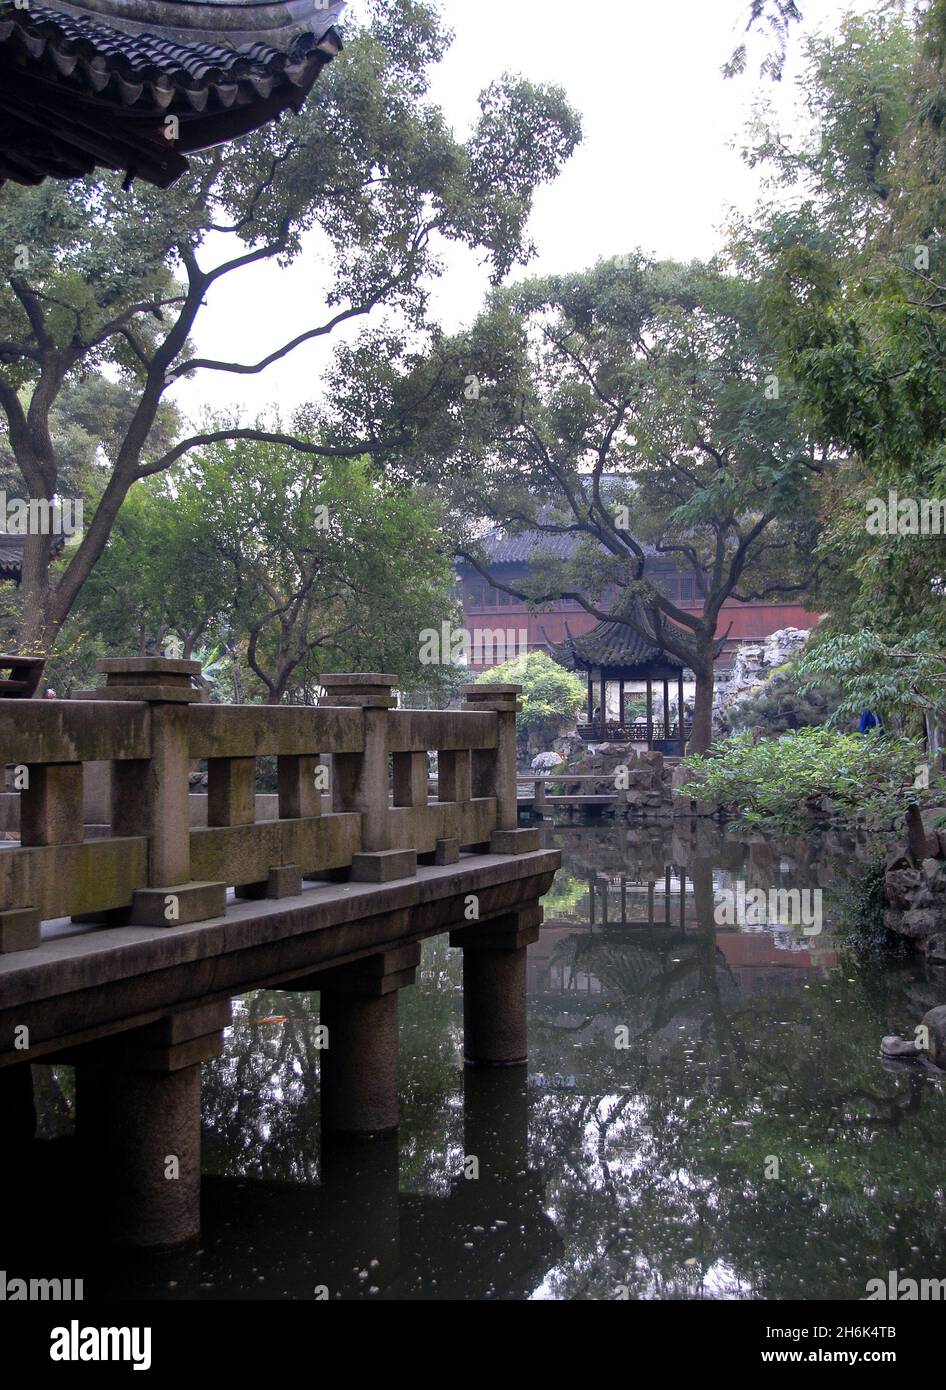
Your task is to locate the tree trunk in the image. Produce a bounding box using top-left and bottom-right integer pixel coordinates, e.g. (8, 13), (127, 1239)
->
(688, 658), (716, 755)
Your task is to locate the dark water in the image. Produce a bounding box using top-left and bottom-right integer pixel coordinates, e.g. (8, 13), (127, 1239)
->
(21, 820), (946, 1300)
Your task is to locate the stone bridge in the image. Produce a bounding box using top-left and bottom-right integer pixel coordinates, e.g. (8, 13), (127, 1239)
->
(0, 659), (559, 1249)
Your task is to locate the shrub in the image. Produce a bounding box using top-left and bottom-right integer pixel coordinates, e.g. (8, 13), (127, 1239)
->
(475, 651), (585, 747)
(679, 726), (935, 831)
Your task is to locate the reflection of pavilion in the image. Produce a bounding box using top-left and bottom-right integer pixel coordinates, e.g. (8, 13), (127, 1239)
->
(532, 859), (836, 1006)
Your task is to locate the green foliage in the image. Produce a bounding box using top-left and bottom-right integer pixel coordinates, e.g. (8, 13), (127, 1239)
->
(391, 253), (823, 751)
(836, 858), (906, 956)
(680, 726), (932, 830)
(794, 629), (946, 732)
(66, 433), (458, 703)
(0, 0), (581, 651)
(475, 650), (585, 744)
(723, 0), (803, 82)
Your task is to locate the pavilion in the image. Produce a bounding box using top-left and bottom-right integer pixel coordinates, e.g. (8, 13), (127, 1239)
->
(0, 0), (345, 188)
(547, 598), (690, 754)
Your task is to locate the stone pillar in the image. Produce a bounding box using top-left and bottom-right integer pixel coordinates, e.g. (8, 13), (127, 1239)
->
(462, 683), (538, 853)
(72, 1001), (230, 1249)
(96, 658), (225, 925)
(20, 761), (83, 846)
(450, 907), (542, 1066)
(463, 1064), (530, 1186)
(392, 751), (427, 808)
(0, 1062), (35, 1145)
(305, 944), (419, 1138)
(320, 1133), (402, 1292)
(321, 674), (417, 882)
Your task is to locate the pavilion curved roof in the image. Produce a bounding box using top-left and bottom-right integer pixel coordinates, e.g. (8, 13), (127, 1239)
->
(547, 598), (686, 675)
(0, 0), (345, 188)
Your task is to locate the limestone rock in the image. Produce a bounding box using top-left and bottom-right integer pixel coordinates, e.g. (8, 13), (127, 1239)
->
(713, 628), (811, 721)
(885, 868), (923, 908)
(922, 858), (945, 886)
(885, 845), (913, 873)
(919, 1005), (946, 1068)
(900, 908), (944, 939)
(531, 751), (564, 773)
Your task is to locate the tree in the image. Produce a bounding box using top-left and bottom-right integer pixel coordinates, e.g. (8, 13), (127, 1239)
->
(71, 434), (458, 705)
(475, 651), (585, 750)
(399, 256), (821, 753)
(0, 0), (581, 657)
(723, 0), (805, 82)
(739, 5), (942, 478)
(794, 629), (946, 743)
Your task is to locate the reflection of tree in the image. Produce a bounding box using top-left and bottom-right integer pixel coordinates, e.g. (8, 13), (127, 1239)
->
(526, 828), (946, 1300)
(183, 821), (946, 1300)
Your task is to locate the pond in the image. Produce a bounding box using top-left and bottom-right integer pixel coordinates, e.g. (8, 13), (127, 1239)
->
(19, 818), (946, 1300)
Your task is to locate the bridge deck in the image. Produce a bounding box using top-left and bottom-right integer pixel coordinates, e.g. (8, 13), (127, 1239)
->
(0, 848), (558, 1066)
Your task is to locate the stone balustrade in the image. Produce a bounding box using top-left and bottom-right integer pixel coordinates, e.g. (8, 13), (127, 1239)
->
(0, 659), (537, 953)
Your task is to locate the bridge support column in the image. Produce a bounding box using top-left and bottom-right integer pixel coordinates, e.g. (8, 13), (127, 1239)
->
(0, 1062), (35, 1145)
(291, 944), (419, 1138)
(70, 1001), (230, 1250)
(450, 907), (542, 1066)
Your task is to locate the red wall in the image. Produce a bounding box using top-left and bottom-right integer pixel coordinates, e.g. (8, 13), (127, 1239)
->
(461, 595), (821, 670)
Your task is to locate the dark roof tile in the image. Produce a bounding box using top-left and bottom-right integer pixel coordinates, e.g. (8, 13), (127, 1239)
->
(0, 0), (344, 186)
(548, 597), (686, 674)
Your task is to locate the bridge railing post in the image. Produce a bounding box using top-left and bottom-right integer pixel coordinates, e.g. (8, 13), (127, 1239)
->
(96, 657), (225, 926)
(319, 673), (417, 882)
(461, 683), (539, 853)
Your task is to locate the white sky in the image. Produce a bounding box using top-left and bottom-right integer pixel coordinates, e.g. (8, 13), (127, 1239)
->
(171, 0), (873, 423)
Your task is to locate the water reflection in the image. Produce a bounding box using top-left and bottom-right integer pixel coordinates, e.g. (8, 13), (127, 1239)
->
(14, 820), (946, 1300)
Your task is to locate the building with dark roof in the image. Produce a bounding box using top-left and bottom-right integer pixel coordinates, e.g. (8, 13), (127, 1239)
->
(0, 532), (67, 582)
(456, 520), (819, 675)
(547, 595), (688, 750)
(0, 0), (345, 188)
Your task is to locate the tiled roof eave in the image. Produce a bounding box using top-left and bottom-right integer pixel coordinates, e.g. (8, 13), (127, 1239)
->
(0, 2), (343, 112)
(547, 605), (686, 675)
(0, 0), (344, 186)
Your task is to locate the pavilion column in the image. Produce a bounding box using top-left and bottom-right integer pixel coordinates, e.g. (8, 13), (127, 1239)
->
(619, 680), (626, 727)
(646, 679), (654, 750)
(663, 678), (670, 740)
(678, 669), (686, 756)
(599, 669), (606, 734)
(587, 673), (594, 725)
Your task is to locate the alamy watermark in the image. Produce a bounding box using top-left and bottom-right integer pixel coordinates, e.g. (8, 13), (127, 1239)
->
(713, 882), (823, 936)
(866, 490), (946, 536)
(0, 492), (83, 539)
(1, 1269), (83, 1301)
(50, 1321), (151, 1371)
(419, 622), (529, 667)
(865, 1269), (946, 1300)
